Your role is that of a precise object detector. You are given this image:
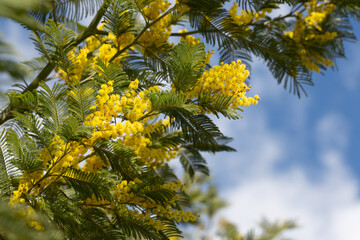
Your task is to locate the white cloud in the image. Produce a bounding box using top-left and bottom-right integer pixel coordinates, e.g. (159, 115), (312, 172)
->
(211, 111), (285, 180)
(316, 113), (349, 151)
(209, 103), (360, 240)
(218, 153), (360, 240)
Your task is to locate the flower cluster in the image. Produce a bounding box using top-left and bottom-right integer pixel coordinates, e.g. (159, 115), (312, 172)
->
(229, 2), (269, 27)
(84, 79), (179, 168)
(283, 0), (337, 72)
(304, 0), (335, 30)
(178, 29), (201, 47)
(86, 35), (101, 52)
(187, 60), (259, 110)
(143, 0), (171, 20)
(175, 0), (190, 14)
(9, 180), (30, 205)
(59, 27), (135, 82)
(108, 32), (135, 51)
(140, 0), (172, 47)
(99, 43), (117, 63)
(58, 47), (90, 83)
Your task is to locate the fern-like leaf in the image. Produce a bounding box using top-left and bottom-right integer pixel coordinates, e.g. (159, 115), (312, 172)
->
(113, 208), (165, 240)
(7, 130), (42, 173)
(43, 19), (75, 77)
(93, 59), (130, 93)
(197, 92), (242, 119)
(167, 41), (206, 92)
(81, 208), (124, 240)
(58, 117), (93, 141)
(104, 0), (135, 38)
(29, 0), (103, 23)
(13, 112), (52, 149)
(42, 187), (85, 239)
(7, 90), (38, 112)
(0, 130), (14, 197)
(146, 91), (199, 116)
(68, 83), (95, 122)
(62, 167), (115, 201)
(38, 82), (68, 133)
(93, 140), (141, 180)
(179, 147), (209, 179)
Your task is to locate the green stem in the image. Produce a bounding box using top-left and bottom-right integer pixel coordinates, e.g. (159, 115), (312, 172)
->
(27, 143), (71, 194)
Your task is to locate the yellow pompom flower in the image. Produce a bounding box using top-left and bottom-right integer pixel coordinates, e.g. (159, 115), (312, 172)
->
(186, 60), (259, 110)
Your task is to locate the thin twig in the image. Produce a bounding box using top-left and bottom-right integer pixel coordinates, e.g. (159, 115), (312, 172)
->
(171, 30), (202, 36)
(109, 4), (178, 62)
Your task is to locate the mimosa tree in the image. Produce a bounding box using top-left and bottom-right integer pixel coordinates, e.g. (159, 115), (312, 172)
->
(0, 0), (358, 239)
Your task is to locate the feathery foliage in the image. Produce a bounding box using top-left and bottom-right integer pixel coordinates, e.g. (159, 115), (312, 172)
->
(167, 41), (206, 91)
(0, 0), (359, 239)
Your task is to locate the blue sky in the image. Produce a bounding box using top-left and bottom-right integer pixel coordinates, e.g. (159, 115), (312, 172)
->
(206, 20), (360, 240)
(1, 7), (360, 240)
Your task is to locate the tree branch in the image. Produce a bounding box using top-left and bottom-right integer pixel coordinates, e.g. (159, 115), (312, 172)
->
(171, 30), (202, 36)
(0, 0), (111, 125)
(109, 4), (178, 62)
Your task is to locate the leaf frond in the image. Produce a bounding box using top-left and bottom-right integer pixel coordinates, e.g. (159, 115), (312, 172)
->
(63, 167), (115, 201)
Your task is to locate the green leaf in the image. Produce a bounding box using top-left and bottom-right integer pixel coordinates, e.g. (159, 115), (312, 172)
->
(29, 0), (103, 23)
(180, 147), (209, 179)
(68, 83), (95, 122)
(145, 91), (229, 150)
(146, 91), (200, 117)
(38, 82), (68, 133)
(128, 43), (173, 73)
(197, 91), (242, 119)
(93, 59), (130, 93)
(156, 164), (179, 183)
(13, 112), (52, 149)
(43, 19), (75, 77)
(177, 114), (224, 150)
(0, 129), (15, 197)
(58, 116), (93, 141)
(7, 130), (42, 173)
(104, 0), (135, 38)
(93, 140), (141, 180)
(7, 91), (38, 112)
(148, 130), (184, 150)
(141, 187), (175, 205)
(81, 208), (124, 240)
(113, 207), (165, 240)
(167, 41), (206, 92)
(186, 0), (225, 16)
(42, 187), (85, 239)
(62, 167), (115, 201)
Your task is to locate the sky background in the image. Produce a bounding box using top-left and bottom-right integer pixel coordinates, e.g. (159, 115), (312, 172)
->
(1, 4), (360, 240)
(208, 20), (360, 240)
